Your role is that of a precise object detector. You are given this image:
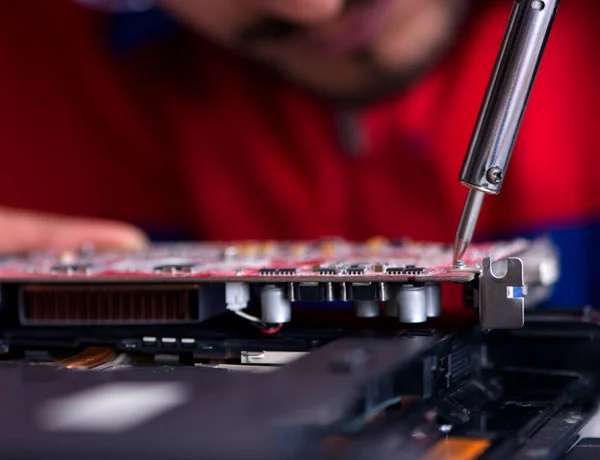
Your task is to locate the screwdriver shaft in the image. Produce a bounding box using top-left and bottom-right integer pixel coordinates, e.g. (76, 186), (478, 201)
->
(453, 0), (560, 263)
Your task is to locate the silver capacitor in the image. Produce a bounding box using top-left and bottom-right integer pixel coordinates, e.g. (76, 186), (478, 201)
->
(425, 284), (442, 318)
(355, 301), (380, 318)
(261, 285), (291, 324)
(397, 285), (428, 324)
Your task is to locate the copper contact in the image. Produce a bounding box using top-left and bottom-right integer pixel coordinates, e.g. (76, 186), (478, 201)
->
(56, 347), (116, 369)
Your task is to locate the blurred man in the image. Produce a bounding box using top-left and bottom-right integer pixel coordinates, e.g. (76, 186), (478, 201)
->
(0, 0), (597, 304)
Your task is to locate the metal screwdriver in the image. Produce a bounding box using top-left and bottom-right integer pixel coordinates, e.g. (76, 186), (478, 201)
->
(453, 0), (560, 264)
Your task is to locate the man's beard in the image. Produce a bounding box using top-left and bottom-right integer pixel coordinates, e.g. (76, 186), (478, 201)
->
(277, 44), (454, 107)
(238, 0), (375, 45)
(236, 0), (472, 107)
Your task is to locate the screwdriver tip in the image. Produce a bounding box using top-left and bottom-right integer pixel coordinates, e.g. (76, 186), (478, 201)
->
(452, 188), (486, 266)
(453, 238), (468, 265)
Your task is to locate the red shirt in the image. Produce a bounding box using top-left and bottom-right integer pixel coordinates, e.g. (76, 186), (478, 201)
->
(0, 0), (598, 242)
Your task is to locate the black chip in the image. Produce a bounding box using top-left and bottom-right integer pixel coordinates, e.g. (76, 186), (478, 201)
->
(51, 264), (93, 274)
(259, 268), (278, 276)
(276, 268), (297, 275)
(350, 283), (378, 301)
(318, 267), (338, 275)
(154, 264), (195, 273)
(385, 266), (426, 275)
(404, 267), (426, 275)
(346, 265), (366, 275)
(294, 283), (323, 301)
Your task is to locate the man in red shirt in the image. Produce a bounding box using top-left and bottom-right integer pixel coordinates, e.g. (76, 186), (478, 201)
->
(0, 0), (597, 304)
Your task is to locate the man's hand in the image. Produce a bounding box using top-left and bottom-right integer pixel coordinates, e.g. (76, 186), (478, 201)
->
(0, 207), (148, 253)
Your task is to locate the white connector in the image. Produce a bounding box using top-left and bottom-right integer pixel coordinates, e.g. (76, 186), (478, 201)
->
(225, 283), (250, 311)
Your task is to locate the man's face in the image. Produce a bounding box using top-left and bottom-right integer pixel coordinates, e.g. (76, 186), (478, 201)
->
(158, 0), (468, 104)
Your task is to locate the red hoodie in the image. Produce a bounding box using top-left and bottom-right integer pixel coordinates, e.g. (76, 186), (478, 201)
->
(0, 0), (597, 245)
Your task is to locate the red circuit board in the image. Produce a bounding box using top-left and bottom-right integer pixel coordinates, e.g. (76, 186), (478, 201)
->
(0, 238), (530, 283)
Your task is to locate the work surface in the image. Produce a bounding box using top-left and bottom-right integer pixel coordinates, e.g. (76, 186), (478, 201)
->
(1, 310), (600, 460)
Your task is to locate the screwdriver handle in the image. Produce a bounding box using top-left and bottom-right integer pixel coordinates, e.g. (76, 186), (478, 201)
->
(459, 0), (560, 194)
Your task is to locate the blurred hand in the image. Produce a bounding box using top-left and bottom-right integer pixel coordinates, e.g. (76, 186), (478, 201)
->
(0, 207), (148, 254)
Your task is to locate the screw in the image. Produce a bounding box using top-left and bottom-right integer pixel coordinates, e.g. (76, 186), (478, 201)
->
(531, 0), (545, 11)
(454, 260), (466, 269)
(486, 166), (504, 184)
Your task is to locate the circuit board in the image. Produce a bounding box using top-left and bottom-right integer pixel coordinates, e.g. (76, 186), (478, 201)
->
(0, 237), (531, 283)
(0, 237), (557, 330)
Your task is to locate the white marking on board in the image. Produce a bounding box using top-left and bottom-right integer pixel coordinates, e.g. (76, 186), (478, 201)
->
(38, 382), (190, 433)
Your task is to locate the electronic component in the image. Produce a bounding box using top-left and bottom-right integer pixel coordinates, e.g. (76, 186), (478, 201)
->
(293, 282), (322, 301)
(403, 266), (426, 275)
(317, 267), (338, 275)
(0, 238), (531, 282)
(394, 284), (428, 323)
(355, 301), (380, 318)
(225, 283), (250, 311)
(425, 284), (442, 318)
(350, 282), (379, 301)
(51, 263), (93, 275)
(154, 264), (196, 274)
(346, 265), (366, 275)
(260, 285), (291, 324)
(0, 237), (558, 330)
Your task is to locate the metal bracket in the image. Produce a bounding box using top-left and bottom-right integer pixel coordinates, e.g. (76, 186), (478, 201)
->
(479, 257), (525, 329)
